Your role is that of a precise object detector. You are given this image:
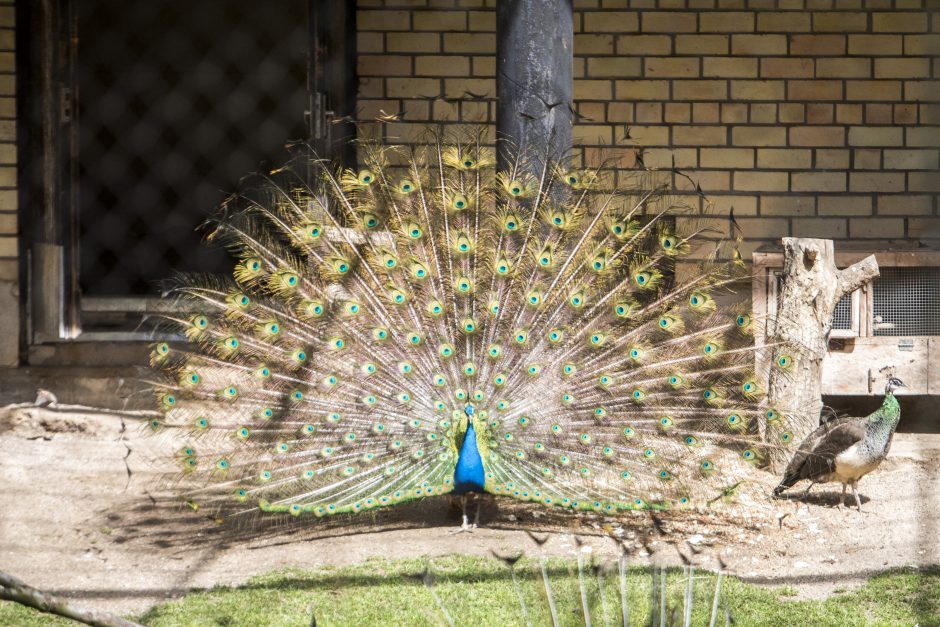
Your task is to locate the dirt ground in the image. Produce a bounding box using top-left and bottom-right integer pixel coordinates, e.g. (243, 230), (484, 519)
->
(1, 402), (938, 618)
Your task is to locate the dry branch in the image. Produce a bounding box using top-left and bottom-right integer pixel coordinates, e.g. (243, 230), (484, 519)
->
(0, 570), (142, 627)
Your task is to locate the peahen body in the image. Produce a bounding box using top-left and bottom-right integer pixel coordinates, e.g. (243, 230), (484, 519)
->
(773, 377), (904, 511)
(149, 132), (788, 522)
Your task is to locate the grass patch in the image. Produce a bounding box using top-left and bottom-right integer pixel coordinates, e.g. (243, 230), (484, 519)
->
(1, 557), (938, 626)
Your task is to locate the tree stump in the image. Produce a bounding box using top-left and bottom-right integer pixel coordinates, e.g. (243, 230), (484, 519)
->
(765, 238), (879, 471)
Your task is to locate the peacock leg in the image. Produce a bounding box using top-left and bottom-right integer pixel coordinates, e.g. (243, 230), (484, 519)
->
(801, 482), (815, 498)
(851, 481), (862, 512)
(451, 495), (476, 534)
(838, 483), (847, 510)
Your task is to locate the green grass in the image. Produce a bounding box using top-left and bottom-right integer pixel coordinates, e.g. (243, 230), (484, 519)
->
(2, 557), (938, 626)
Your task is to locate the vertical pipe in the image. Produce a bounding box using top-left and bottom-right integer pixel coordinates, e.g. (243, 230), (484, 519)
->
(496, 0), (573, 173)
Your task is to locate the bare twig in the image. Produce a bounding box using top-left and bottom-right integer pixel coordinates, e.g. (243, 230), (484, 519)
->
(0, 570), (142, 627)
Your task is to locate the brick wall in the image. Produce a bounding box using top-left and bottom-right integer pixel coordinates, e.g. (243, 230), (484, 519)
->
(0, 0), (15, 366)
(356, 0), (940, 256)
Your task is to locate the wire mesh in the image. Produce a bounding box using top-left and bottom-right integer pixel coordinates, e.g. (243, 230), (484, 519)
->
(831, 293), (853, 331)
(77, 0), (310, 295)
(872, 267), (940, 336)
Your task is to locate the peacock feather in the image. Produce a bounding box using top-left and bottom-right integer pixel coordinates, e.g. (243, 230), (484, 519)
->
(148, 130), (790, 520)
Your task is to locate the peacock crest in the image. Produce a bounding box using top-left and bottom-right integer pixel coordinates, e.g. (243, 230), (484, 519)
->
(148, 130), (791, 520)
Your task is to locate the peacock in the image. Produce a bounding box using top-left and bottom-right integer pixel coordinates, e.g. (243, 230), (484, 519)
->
(147, 130), (790, 524)
(773, 377), (904, 511)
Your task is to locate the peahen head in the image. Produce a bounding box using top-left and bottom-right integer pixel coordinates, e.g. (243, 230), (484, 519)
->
(885, 377), (905, 395)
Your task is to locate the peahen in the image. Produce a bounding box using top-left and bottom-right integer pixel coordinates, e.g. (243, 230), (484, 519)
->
(773, 377), (905, 511)
(148, 131), (789, 523)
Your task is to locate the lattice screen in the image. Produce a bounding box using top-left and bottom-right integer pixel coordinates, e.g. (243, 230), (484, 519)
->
(873, 267), (940, 336)
(77, 0), (310, 295)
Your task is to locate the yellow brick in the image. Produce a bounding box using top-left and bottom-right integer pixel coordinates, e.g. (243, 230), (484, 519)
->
(722, 102), (749, 123)
(664, 103), (691, 123)
(0, 192), (13, 211)
(468, 11), (494, 31)
(792, 172), (847, 192)
(677, 170), (730, 193)
(731, 34), (787, 55)
(0, 75), (15, 97)
(703, 57), (757, 78)
(645, 57), (699, 78)
(642, 12), (697, 33)
(616, 35), (673, 55)
(473, 56), (495, 77)
(763, 195), (815, 216)
(878, 194), (933, 215)
(692, 102), (720, 123)
(818, 196), (872, 216)
(751, 103), (777, 123)
(0, 212), (14, 233)
(0, 7), (13, 29)
(432, 99), (459, 121)
(575, 34), (615, 54)
(671, 35), (725, 56)
(846, 80), (903, 101)
(908, 172), (940, 192)
(732, 126), (786, 146)
(357, 55), (412, 76)
(0, 29), (12, 51)
(357, 32), (384, 54)
(635, 102), (662, 123)
(815, 149), (850, 169)
(737, 217), (789, 238)
(848, 126), (904, 147)
(733, 171), (788, 191)
(757, 12), (810, 32)
(730, 80), (784, 100)
(415, 55), (470, 76)
(848, 34), (902, 55)
(793, 218), (846, 238)
(588, 57), (642, 77)
(461, 100), (490, 121)
(572, 124), (614, 144)
(584, 11), (638, 32)
(849, 218), (904, 238)
(905, 81), (940, 102)
(0, 235), (15, 256)
(779, 103), (805, 123)
(443, 33), (495, 53)
(789, 34), (846, 55)
(813, 12), (867, 32)
(788, 126), (844, 146)
(358, 10), (411, 31)
(615, 80), (670, 100)
(699, 12), (754, 32)
(672, 80), (728, 100)
(757, 148), (812, 169)
(760, 58), (814, 78)
(628, 125), (669, 145)
(706, 195), (758, 216)
(358, 98), (400, 120)
(875, 58), (931, 78)
(607, 102), (633, 122)
(700, 147), (754, 168)
(816, 58), (871, 78)
(908, 218), (940, 238)
(413, 10), (467, 31)
(872, 12), (928, 33)
(849, 172), (905, 192)
(387, 77), (441, 98)
(443, 78), (493, 98)
(903, 35), (940, 55)
(387, 32), (439, 53)
(575, 79), (613, 100)
(0, 120), (15, 141)
(673, 125), (728, 146)
(789, 80), (843, 101)
(884, 149), (939, 170)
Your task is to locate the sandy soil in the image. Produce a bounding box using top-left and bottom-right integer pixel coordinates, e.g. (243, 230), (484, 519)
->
(1, 403), (938, 617)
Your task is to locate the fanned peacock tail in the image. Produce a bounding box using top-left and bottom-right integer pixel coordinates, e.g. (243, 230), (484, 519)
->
(148, 129), (791, 520)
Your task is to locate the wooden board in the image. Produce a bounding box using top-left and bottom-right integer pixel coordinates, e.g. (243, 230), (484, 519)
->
(823, 337), (930, 395)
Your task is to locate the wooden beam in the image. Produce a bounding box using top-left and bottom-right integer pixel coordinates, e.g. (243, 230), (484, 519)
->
(496, 0), (573, 172)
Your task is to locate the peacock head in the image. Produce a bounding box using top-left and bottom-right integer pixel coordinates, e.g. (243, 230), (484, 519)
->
(885, 377), (905, 395)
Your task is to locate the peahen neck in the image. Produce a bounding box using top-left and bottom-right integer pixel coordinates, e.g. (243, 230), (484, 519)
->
(865, 392), (901, 448)
(453, 419), (486, 494)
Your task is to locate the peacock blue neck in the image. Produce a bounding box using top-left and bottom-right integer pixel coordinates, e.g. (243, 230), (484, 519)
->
(453, 407), (486, 494)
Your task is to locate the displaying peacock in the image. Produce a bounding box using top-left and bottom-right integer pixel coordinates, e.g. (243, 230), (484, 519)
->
(148, 130), (789, 523)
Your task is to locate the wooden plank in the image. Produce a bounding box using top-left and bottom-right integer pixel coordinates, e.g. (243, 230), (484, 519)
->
(823, 337), (930, 395)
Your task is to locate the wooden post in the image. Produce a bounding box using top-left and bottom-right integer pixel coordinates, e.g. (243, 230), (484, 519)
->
(765, 238), (879, 470)
(496, 0), (573, 172)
